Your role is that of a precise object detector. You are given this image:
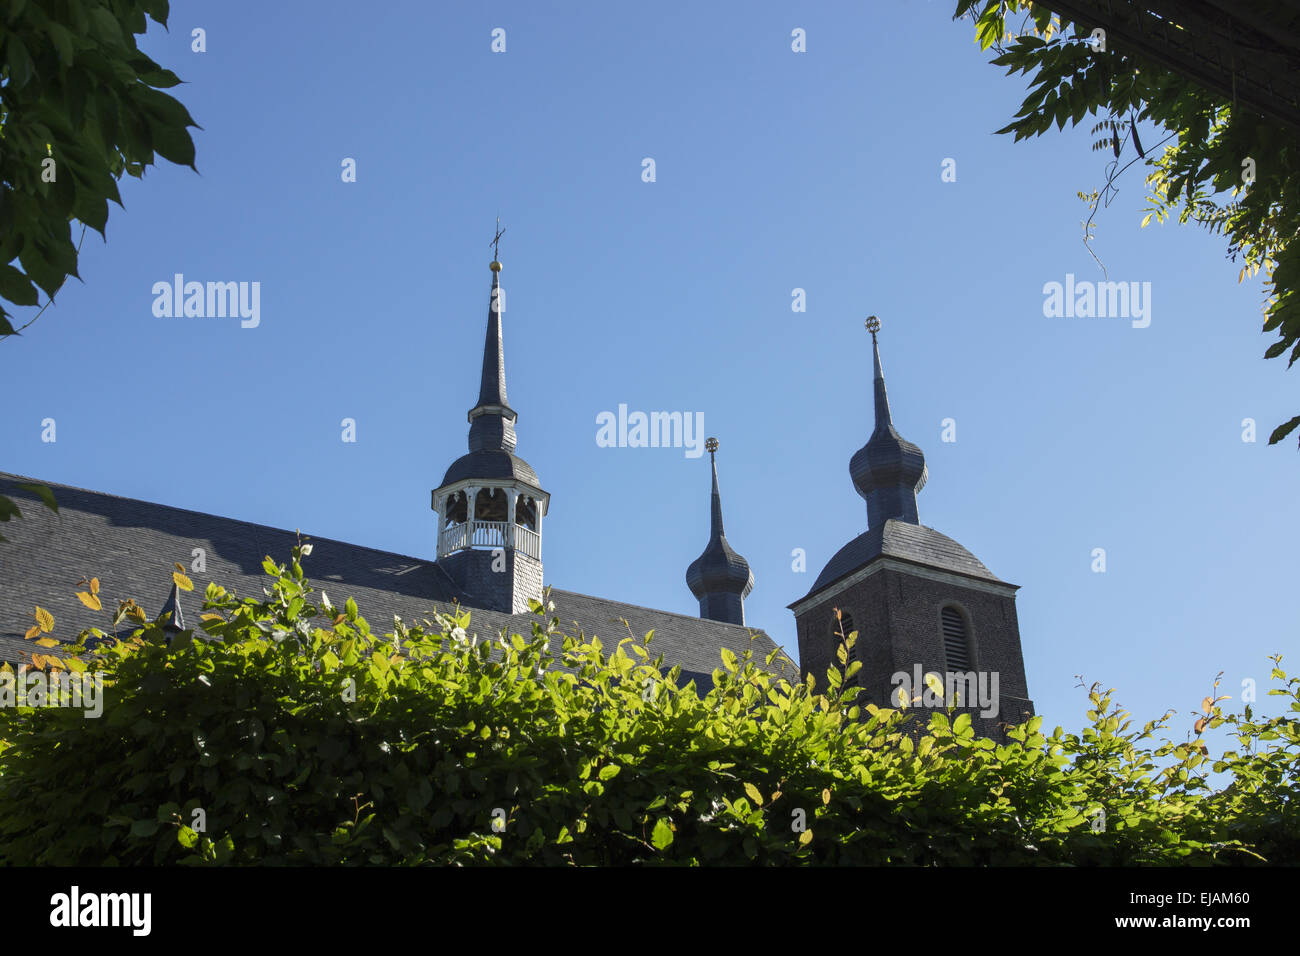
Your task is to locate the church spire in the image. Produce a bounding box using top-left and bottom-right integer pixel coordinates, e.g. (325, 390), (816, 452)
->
(687, 438), (754, 626)
(467, 236), (518, 454)
(849, 317), (928, 529)
(160, 580), (186, 632)
(432, 225), (550, 615)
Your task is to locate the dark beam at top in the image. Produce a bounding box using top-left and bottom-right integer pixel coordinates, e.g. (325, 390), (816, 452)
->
(1033, 0), (1300, 132)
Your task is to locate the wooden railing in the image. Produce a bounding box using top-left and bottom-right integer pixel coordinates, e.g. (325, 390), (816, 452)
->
(437, 520), (541, 559)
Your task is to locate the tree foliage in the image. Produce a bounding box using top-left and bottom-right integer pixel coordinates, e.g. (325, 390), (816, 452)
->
(0, 0), (197, 334)
(0, 543), (1295, 865)
(0, 0), (198, 532)
(956, 0), (1300, 446)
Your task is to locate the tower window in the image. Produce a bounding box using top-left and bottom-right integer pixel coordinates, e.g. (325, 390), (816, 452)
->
(830, 611), (859, 689)
(444, 492), (468, 526)
(833, 612), (857, 659)
(516, 495), (537, 530)
(475, 488), (508, 522)
(940, 606), (971, 671)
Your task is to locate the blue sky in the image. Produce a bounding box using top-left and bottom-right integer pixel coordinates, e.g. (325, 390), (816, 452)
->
(3, 0), (1295, 736)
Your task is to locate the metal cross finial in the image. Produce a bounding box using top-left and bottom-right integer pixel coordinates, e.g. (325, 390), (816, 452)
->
(705, 437), (719, 458)
(490, 217), (506, 261)
(865, 315), (881, 340)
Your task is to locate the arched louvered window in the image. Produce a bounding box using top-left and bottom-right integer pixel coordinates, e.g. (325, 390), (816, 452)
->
(835, 612), (855, 641)
(941, 606), (971, 671)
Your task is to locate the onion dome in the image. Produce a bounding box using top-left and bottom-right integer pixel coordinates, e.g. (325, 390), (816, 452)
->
(686, 438), (754, 625)
(849, 317), (928, 529)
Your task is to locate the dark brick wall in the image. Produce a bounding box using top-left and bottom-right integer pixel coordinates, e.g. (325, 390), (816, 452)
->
(794, 564), (1034, 737)
(439, 548), (544, 615)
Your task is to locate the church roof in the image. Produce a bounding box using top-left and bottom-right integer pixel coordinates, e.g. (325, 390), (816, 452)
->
(0, 475), (790, 687)
(792, 519), (1012, 606)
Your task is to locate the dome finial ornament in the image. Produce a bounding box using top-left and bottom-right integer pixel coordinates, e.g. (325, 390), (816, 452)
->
(705, 436), (718, 458)
(865, 315), (880, 339)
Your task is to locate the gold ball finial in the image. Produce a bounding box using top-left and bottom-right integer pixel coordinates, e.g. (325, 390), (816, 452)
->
(489, 260), (502, 272)
(865, 315), (881, 335)
(705, 437), (719, 455)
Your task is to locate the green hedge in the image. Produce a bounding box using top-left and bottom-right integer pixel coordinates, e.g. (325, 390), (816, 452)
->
(1, 542), (1296, 865)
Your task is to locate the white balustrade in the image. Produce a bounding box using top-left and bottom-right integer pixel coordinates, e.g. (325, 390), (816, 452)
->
(437, 519), (540, 559)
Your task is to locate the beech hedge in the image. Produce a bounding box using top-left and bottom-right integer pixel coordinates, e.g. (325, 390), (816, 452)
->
(0, 542), (1296, 865)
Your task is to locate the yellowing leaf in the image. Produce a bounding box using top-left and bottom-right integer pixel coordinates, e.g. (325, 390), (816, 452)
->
(24, 625), (41, 640)
(651, 817), (674, 850)
(34, 606), (54, 632)
(1194, 717), (1208, 734)
(200, 613), (223, 622)
(799, 829), (813, 846)
(35, 638), (59, 648)
(76, 591), (102, 611)
(821, 788), (831, 806)
(1201, 696), (1213, 715)
(172, 571), (194, 592)
(174, 562), (186, 573)
(743, 782), (763, 807)
(90, 577), (100, 595)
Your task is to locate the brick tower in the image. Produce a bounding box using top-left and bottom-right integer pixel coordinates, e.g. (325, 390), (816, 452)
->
(788, 318), (1034, 738)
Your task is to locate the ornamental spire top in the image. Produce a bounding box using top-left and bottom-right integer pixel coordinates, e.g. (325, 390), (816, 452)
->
(687, 437), (754, 626)
(849, 317), (929, 528)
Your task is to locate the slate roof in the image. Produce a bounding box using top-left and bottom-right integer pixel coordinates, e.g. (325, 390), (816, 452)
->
(792, 519), (1013, 606)
(0, 475), (793, 688)
(439, 449), (541, 488)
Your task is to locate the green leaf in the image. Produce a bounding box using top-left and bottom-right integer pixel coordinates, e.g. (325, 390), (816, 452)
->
(1267, 415), (1300, 445)
(0, 265), (40, 307)
(5, 35), (34, 89)
(598, 763), (621, 781)
(651, 817), (674, 850)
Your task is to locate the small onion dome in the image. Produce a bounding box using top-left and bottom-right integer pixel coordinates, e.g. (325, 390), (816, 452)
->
(850, 319), (927, 528)
(686, 538), (754, 601)
(686, 438), (754, 601)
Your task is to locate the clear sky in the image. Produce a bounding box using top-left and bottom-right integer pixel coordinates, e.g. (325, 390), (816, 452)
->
(2, 0), (1295, 736)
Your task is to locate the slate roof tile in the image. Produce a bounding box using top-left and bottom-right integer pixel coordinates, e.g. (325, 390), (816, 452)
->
(0, 475), (795, 689)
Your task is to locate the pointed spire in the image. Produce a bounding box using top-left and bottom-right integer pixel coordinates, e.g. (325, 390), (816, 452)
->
(709, 443), (726, 538)
(467, 253), (519, 454)
(160, 581), (186, 632)
(687, 438), (754, 626)
(849, 317), (928, 528)
(871, 321), (895, 430)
